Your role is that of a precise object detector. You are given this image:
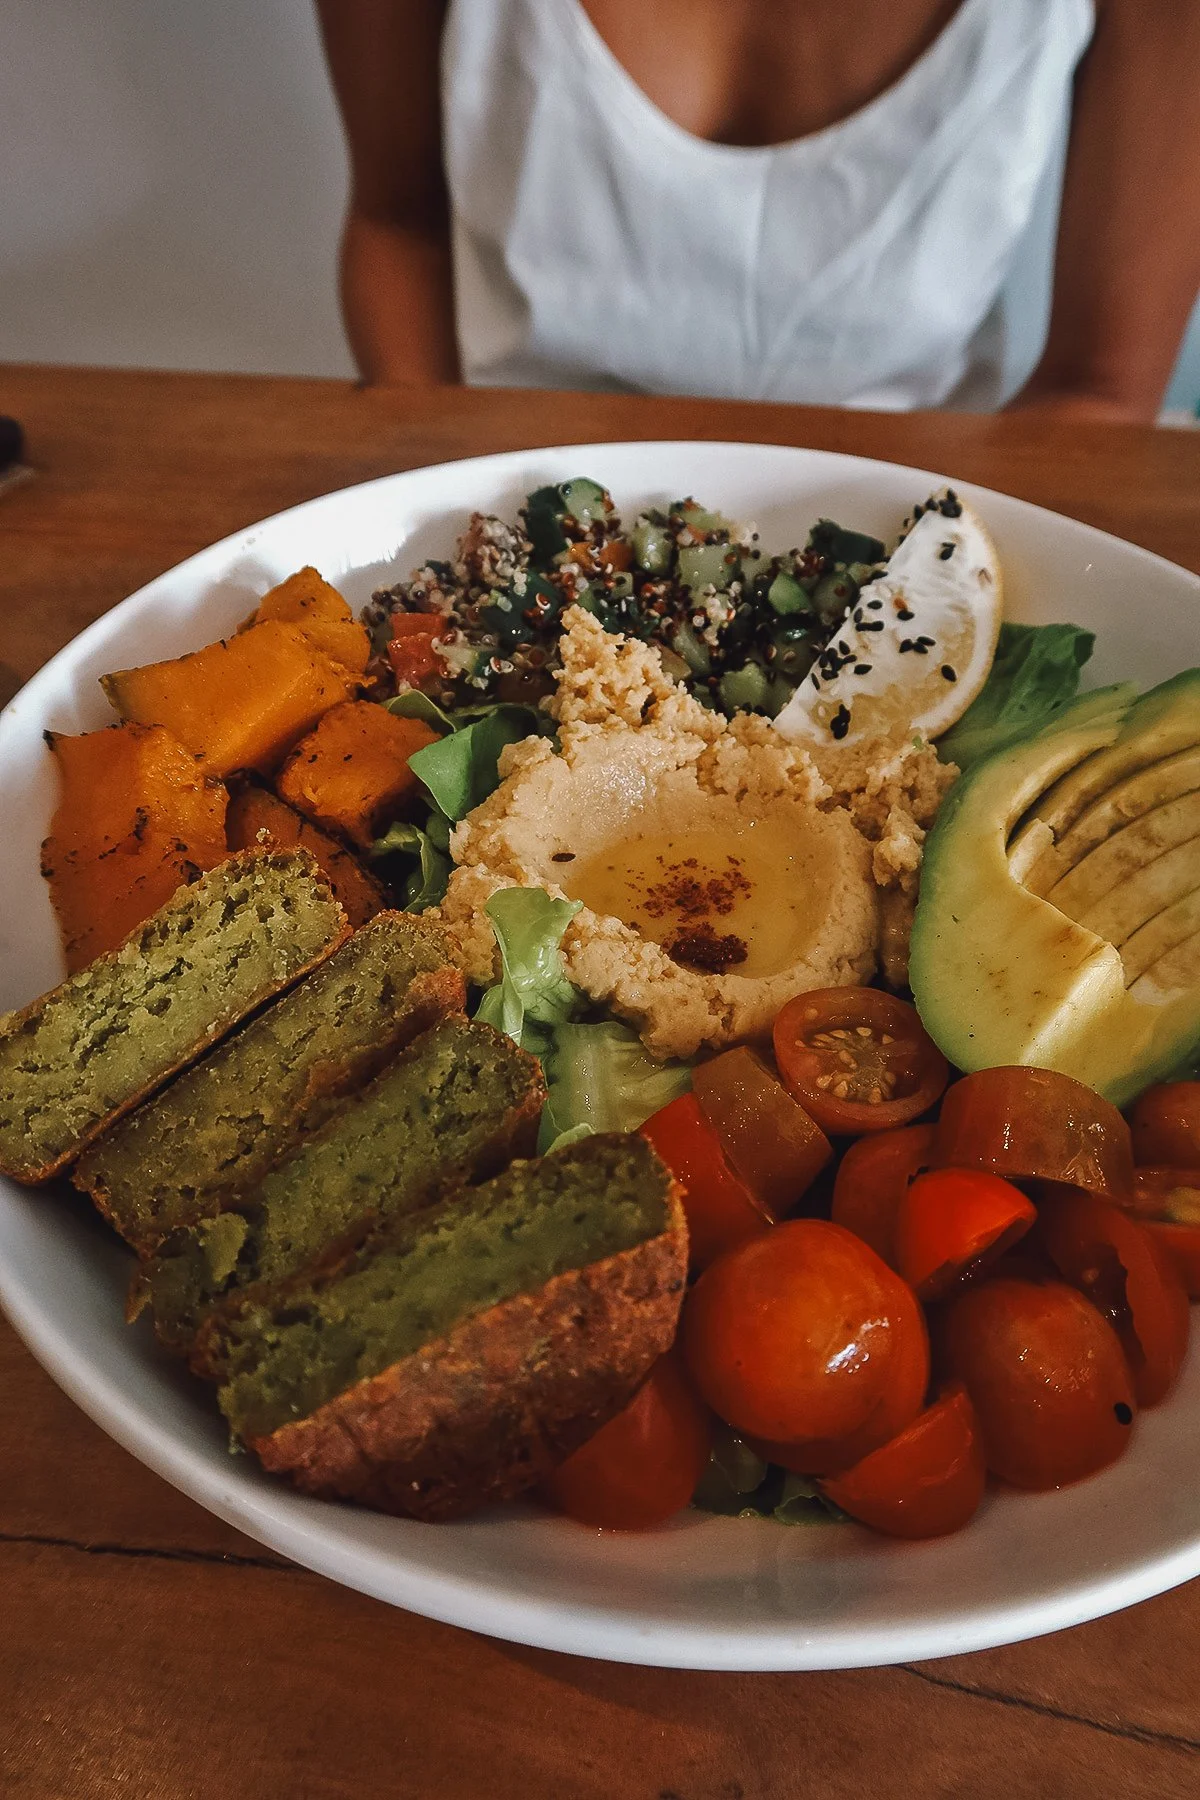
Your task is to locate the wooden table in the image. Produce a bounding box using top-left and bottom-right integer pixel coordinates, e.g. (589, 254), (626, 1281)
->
(3, 366), (1200, 1800)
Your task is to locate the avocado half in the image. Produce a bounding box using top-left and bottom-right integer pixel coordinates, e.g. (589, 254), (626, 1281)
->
(909, 671), (1200, 1105)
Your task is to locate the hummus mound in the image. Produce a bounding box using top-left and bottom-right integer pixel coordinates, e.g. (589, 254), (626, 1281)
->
(437, 610), (877, 1060)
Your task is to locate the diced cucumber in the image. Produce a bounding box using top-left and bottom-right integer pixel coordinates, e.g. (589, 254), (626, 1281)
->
(671, 497), (736, 537)
(719, 661), (772, 714)
(631, 515), (672, 574)
(678, 542), (739, 594)
(767, 570), (809, 615)
(812, 569), (860, 624)
(521, 477), (611, 565)
(670, 621), (712, 676)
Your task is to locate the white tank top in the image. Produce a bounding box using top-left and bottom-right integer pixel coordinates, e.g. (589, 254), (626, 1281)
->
(442, 0), (1094, 410)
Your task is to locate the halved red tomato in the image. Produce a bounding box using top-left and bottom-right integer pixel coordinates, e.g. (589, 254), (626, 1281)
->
(830, 1123), (937, 1266)
(754, 1262), (929, 1476)
(640, 1092), (771, 1273)
(932, 1066), (1134, 1199)
(895, 1168), (1036, 1303)
(691, 1046), (831, 1217)
(1120, 1169), (1200, 1297)
(539, 1353), (711, 1530)
(820, 1384), (986, 1540)
(773, 990), (948, 1136)
(1035, 1185), (1190, 1408)
(682, 1220), (904, 1444)
(940, 1277), (1136, 1490)
(1129, 1082), (1200, 1168)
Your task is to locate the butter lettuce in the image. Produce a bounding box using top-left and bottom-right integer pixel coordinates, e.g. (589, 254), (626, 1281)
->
(368, 818), (450, 912)
(937, 622), (1095, 771)
(539, 1021), (691, 1148)
(474, 887), (582, 1052)
(403, 702), (550, 822)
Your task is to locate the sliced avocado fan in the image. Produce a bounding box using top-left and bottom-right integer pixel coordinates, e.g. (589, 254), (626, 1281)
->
(909, 671), (1200, 1105)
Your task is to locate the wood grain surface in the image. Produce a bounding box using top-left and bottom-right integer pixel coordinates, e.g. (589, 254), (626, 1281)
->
(2, 365), (1200, 1800)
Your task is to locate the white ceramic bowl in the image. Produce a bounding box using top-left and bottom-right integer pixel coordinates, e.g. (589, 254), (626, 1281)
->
(3, 441), (1199, 1671)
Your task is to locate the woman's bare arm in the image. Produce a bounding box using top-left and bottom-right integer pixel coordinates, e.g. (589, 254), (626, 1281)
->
(315, 0), (457, 385)
(1010, 0), (1200, 423)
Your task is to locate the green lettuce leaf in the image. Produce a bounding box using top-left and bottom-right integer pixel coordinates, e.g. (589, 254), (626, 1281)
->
(368, 819), (450, 911)
(384, 690), (458, 735)
(405, 703), (548, 822)
(538, 1020), (692, 1149)
(474, 887), (582, 1051)
(937, 622), (1095, 771)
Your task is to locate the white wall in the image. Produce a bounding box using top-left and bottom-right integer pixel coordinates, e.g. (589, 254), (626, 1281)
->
(0, 0), (354, 378)
(1, 0), (1197, 412)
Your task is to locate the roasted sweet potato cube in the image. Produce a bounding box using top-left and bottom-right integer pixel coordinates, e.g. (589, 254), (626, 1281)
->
(225, 784), (387, 928)
(101, 620), (358, 777)
(251, 568), (371, 676)
(276, 700), (438, 848)
(42, 723), (229, 971)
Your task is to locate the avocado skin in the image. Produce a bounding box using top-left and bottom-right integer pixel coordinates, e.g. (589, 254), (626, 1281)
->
(910, 673), (1200, 1105)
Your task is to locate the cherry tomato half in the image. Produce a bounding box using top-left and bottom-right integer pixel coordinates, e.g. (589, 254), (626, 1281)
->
(1143, 1221), (1200, 1300)
(682, 1220), (903, 1444)
(691, 1046), (832, 1216)
(756, 1264), (930, 1477)
(895, 1168), (1036, 1303)
(1129, 1082), (1200, 1168)
(940, 1277), (1136, 1490)
(773, 989), (948, 1136)
(640, 1092), (771, 1274)
(932, 1066), (1134, 1200)
(830, 1123), (937, 1266)
(1122, 1169), (1200, 1293)
(539, 1353), (711, 1531)
(820, 1384), (986, 1540)
(1035, 1186), (1190, 1408)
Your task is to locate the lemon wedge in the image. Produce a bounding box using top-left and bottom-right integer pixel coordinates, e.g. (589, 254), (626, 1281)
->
(773, 491), (1003, 750)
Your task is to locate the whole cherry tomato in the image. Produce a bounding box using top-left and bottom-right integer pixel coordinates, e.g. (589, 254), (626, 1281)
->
(895, 1168), (1036, 1303)
(772, 990), (948, 1136)
(640, 1092), (771, 1273)
(932, 1066), (1134, 1199)
(1035, 1186), (1190, 1408)
(691, 1046), (831, 1216)
(830, 1123), (937, 1266)
(1129, 1082), (1200, 1168)
(539, 1353), (711, 1531)
(820, 1384), (986, 1540)
(940, 1277), (1136, 1489)
(682, 1220), (903, 1444)
(756, 1264), (929, 1476)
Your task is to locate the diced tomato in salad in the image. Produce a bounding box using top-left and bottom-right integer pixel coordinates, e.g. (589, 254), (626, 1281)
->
(386, 612), (446, 687)
(549, 1000), (1197, 1543)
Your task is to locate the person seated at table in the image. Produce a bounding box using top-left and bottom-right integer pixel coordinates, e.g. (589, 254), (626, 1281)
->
(315, 0), (1200, 422)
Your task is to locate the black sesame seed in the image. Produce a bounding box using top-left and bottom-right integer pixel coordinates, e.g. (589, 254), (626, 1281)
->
(916, 635), (935, 646)
(867, 598), (884, 610)
(912, 642), (929, 654)
(939, 542), (955, 561)
(837, 640), (850, 656)
(1114, 1401), (1133, 1425)
(897, 607), (915, 621)
(899, 639), (915, 653)
(810, 672), (819, 689)
(830, 704), (851, 741)
(858, 620), (885, 632)
(854, 664), (873, 675)
(939, 492), (963, 518)
(941, 664), (957, 681)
